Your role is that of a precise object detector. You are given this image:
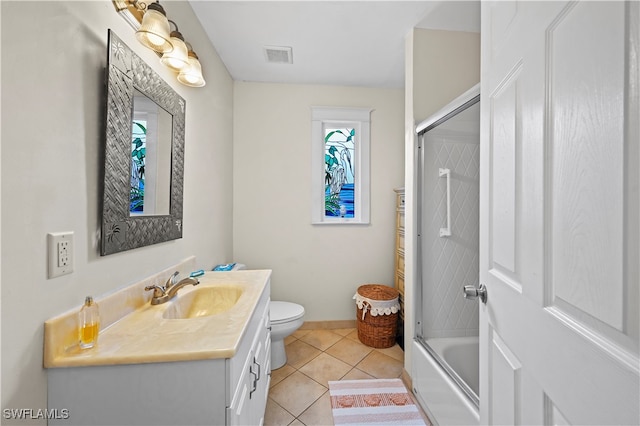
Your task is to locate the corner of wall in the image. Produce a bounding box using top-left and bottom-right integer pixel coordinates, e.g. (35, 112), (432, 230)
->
(404, 29), (416, 375)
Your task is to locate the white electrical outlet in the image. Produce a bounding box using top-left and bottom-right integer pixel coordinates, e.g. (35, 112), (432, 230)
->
(48, 232), (74, 278)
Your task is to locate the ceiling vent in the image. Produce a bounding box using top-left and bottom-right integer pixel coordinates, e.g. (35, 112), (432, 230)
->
(264, 46), (293, 64)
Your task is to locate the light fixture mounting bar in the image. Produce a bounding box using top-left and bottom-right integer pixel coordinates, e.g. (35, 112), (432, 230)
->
(112, 0), (143, 29)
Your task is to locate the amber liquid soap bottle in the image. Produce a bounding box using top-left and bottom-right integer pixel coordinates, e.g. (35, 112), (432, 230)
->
(78, 296), (100, 349)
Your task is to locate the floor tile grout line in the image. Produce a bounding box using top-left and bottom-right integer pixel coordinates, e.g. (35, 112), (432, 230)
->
(266, 396), (297, 422)
(283, 334), (402, 379)
(267, 328), (406, 426)
(285, 332), (341, 424)
(296, 388), (329, 424)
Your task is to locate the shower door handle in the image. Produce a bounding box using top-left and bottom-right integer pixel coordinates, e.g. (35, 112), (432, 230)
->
(439, 168), (451, 237)
(463, 284), (487, 304)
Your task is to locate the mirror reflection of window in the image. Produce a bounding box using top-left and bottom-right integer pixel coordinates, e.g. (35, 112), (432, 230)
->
(130, 90), (172, 216)
(130, 119), (146, 212)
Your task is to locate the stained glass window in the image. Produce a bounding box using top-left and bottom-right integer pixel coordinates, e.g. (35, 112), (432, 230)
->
(311, 107), (371, 224)
(324, 128), (355, 218)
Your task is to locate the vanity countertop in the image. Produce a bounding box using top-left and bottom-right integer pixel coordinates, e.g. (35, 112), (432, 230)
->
(44, 269), (271, 368)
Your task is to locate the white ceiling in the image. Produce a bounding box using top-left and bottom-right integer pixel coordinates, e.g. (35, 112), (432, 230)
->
(188, 1), (480, 89)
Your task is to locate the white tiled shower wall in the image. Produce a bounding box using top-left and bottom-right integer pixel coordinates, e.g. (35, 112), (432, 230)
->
(420, 107), (480, 339)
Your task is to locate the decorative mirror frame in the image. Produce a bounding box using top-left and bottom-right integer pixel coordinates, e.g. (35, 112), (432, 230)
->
(101, 30), (186, 255)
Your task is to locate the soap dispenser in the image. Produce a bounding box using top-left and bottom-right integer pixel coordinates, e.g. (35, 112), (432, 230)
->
(78, 296), (100, 349)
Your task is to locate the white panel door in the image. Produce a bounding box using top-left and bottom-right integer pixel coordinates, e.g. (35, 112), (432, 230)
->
(479, 1), (639, 425)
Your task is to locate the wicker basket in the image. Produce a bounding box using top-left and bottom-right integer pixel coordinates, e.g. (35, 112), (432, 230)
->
(355, 284), (399, 348)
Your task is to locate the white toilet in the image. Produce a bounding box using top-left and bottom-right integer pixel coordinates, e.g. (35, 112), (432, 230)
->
(269, 301), (305, 370)
(218, 263), (305, 370)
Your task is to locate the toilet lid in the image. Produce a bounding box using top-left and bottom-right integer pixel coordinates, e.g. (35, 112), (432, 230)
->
(270, 301), (305, 324)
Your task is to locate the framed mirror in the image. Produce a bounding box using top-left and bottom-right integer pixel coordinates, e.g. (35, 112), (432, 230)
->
(101, 30), (186, 255)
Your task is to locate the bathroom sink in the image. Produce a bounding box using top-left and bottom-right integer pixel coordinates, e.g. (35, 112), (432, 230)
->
(162, 285), (244, 319)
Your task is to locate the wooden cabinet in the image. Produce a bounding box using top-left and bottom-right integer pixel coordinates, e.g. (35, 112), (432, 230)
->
(394, 188), (405, 348)
(48, 282), (271, 426)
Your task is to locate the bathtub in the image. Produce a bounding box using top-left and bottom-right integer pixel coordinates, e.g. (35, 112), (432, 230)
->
(412, 337), (479, 425)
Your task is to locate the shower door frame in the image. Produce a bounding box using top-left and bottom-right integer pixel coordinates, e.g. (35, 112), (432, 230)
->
(414, 84), (480, 407)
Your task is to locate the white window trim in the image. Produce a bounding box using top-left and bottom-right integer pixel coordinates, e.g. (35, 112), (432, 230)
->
(311, 106), (372, 225)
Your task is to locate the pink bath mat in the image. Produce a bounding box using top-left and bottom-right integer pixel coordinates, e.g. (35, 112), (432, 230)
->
(328, 379), (427, 425)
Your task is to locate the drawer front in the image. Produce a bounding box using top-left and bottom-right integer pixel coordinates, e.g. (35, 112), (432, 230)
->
(395, 273), (405, 296)
(397, 232), (405, 252)
(397, 211), (405, 229)
(396, 252), (405, 272)
(397, 193), (405, 210)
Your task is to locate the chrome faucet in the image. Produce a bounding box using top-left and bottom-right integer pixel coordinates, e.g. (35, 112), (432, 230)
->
(145, 272), (200, 305)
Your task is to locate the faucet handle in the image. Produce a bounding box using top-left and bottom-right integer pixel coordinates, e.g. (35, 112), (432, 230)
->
(144, 285), (166, 298)
(164, 271), (180, 289)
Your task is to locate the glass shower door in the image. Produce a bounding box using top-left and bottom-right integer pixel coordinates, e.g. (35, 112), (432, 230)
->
(416, 99), (480, 403)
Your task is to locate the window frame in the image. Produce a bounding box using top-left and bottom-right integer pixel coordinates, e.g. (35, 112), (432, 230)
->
(311, 106), (372, 224)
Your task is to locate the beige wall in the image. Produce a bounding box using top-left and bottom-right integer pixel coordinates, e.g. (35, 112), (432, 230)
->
(413, 28), (480, 123)
(1, 1), (234, 416)
(233, 82), (404, 321)
(404, 28), (480, 373)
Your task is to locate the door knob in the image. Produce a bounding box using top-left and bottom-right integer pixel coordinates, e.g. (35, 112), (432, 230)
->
(463, 284), (487, 304)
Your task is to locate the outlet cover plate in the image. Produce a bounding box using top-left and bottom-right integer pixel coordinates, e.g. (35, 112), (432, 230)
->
(48, 232), (74, 278)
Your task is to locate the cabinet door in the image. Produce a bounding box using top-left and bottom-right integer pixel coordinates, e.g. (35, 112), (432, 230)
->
(249, 301), (271, 426)
(227, 350), (253, 426)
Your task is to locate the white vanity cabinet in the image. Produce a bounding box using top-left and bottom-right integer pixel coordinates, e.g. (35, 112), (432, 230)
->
(227, 293), (271, 426)
(48, 280), (271, 426)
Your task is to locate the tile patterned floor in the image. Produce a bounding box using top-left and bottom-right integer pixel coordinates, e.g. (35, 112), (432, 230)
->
(265, 328), (405, 426)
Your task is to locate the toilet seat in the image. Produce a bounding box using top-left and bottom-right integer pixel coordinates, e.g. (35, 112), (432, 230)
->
(270, 301), (305, 325)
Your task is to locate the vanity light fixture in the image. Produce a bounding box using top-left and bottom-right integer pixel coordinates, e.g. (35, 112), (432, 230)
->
(177, 47), (206, 87)
(135, 2), (172, 53)
(160, 22), (189, 71)
(112, 0), (206, 87)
